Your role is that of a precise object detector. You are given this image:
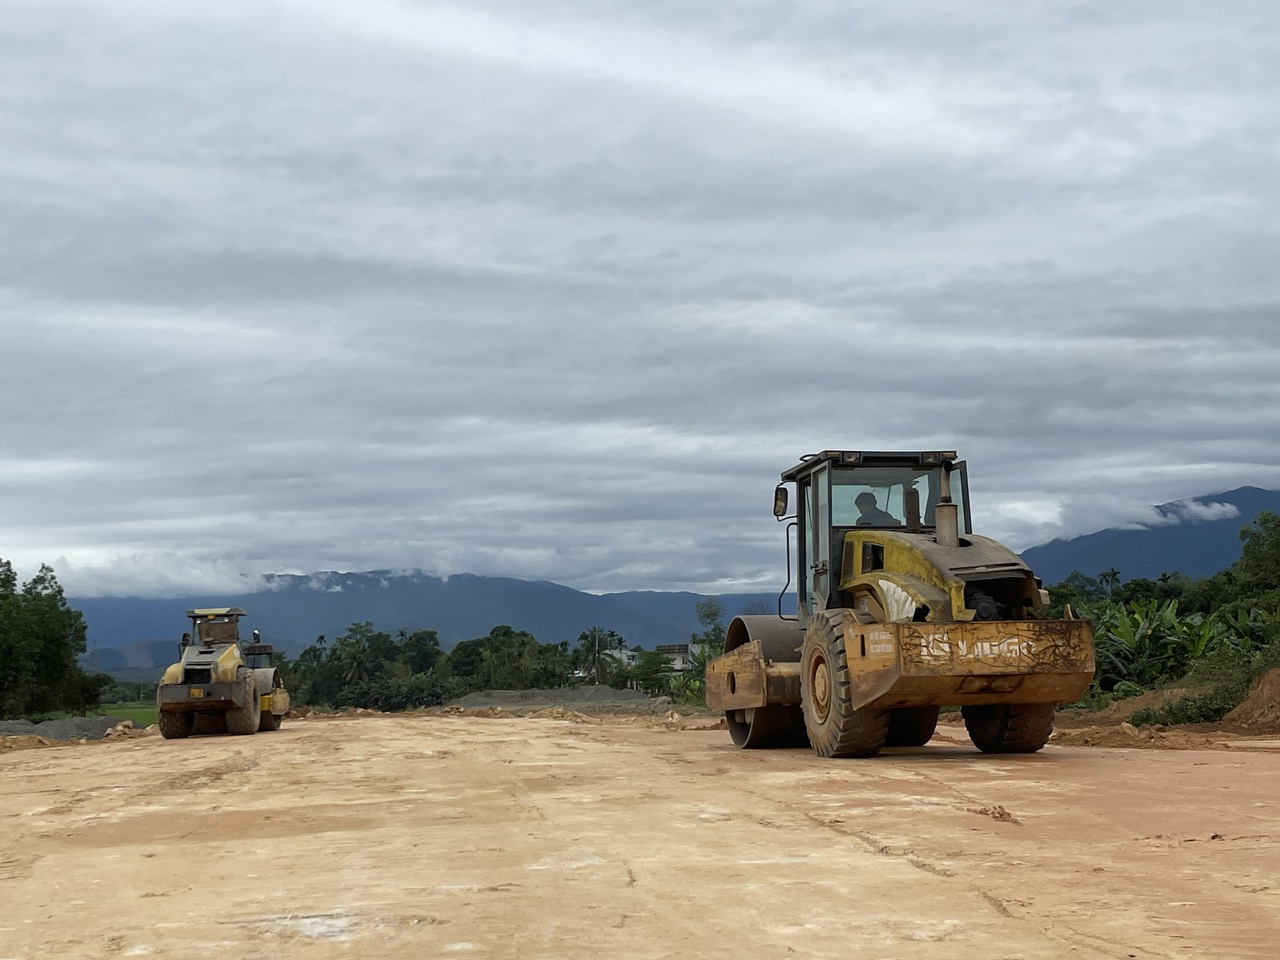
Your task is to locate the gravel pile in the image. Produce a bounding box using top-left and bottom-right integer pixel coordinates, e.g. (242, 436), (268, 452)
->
(455, 687), (649, 706)
(0, 717), (132, 741)
(452, 687), (679, 714)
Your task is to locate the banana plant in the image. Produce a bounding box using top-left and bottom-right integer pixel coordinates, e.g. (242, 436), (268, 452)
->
(1084, 599), (1237, 689)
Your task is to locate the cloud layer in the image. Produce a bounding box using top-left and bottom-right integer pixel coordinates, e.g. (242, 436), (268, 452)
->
(3, 1), (1279, 596)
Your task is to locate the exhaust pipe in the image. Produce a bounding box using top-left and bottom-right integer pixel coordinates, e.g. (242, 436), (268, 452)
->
(936, 463), (960, 548)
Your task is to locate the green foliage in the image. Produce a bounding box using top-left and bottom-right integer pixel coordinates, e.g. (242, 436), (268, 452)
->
(1235, 510), (1280, 610)
(1115, 572), (1193, 607)
(605, 663), (634, 690)
(76, 671), (115, 712)
(473, 625), (571, 689)
(631, 649), (674, 696)
(668, 596), (729, 704)
(687, 596), (726, 676)
(400, 630), (443, 674)
(288, 633), (346, 706)
(575, 626), (625, 685)
(0, 559), (100, 719)
(1082, 598), (1262, 691)
(1048, 518), (1280, 622)
(1128, 687), (1245, 727)
(1046, 570), (1106, 617)
(691, 597), (726, 656)
(1175, 570), (1238, 616)
(668, 674), (703, 705)
(1055, 563), (1280, 725)
(1071, 684), (1116, 712)
(1112, 680), (1145, 699)
(1049, 524), (1280, 725)
(283, 621), (583, 710)
(102, 680), (155, 702)
(334, 673), (470, 712)
(441, 637), (485, 684)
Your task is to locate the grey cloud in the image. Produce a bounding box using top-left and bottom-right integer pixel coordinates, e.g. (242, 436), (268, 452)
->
(0, 247), (584, 307)
(1153, 500), (1243, 525)
(3, 0), (1279, 597)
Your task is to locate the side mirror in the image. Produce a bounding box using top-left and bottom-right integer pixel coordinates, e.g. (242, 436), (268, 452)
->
(772, 484), (789, 518)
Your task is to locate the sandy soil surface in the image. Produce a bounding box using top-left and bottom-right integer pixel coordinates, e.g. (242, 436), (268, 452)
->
(3, 712), (1279, 960)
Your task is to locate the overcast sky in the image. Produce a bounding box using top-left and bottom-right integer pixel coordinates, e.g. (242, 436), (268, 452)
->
(3, 0), (1278, 598)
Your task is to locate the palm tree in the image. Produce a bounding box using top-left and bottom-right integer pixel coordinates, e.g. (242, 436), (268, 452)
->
(1100, 568), (1121, 599)
(339, 640), (371, 684)
(577, 627), (621, 685)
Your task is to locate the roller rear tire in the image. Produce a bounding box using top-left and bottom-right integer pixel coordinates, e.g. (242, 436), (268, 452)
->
(157, 711), (194, 740)
(885, 706), (940, 747)
(225, 675), (261, 736)
(194, 712), (227, 735)
(963, 703), (1055, 753)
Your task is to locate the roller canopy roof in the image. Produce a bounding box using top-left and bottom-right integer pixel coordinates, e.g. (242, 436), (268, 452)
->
(780, 451), (958, 481)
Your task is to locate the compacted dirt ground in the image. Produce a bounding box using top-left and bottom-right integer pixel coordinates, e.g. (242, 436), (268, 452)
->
(2, 712), (1279, 960)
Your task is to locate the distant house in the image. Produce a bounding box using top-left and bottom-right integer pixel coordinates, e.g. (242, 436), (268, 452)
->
(655, 643), (693, 672)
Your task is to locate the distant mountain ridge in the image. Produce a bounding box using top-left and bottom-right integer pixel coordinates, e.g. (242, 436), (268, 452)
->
(75, 573), (788, 676)
(1019, 486), (1280, 584)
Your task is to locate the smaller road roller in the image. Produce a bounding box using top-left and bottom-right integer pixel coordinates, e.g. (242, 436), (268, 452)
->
(705, 450), (1095, 757)
(156, 607), (290, 739)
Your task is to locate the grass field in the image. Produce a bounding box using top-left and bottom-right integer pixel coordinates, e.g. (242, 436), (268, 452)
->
(96, 702), (157, 726)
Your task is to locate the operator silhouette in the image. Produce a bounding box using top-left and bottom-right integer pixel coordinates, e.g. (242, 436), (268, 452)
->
(855, 492), (898, 526)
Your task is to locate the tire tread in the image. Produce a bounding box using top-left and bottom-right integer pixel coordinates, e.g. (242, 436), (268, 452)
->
(803, 611), (889, 758)
(963, 703), (1055, 753)
(157, 711), (194, 740)
(225, 670), (260, 736)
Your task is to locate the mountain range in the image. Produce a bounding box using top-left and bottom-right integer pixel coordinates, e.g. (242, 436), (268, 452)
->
(1019, 486), (1278, 584)
(75, 485), (1279, 678)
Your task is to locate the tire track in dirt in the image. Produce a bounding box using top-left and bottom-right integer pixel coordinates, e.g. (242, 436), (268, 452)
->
(617, 729), (1268, 959)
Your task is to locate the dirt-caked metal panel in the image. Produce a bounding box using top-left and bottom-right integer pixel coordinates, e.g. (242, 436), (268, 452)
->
(705, 640), (769, 711)
(156, 681), (249, 712)
(268, 688), (291, 716)
(832, 615), (902, 708)
(835, 614), (1095, 710)
(895, 620), (1093, 675)
(705, 640), (803, 711)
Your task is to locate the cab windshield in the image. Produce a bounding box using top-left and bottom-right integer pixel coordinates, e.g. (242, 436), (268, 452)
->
(830, 465), (968, 531)
(195, 618), (240, 643)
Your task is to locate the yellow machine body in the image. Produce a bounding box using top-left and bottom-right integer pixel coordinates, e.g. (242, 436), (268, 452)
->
(704, 449), (1096, 756)
(155, 607), (289, 739)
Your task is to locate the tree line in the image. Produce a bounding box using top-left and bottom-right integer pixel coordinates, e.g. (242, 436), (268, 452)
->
(2, 563), (731, 716)
(0, 560), (112, 719)
(8, 510), (1280, 722)
(1048, 514), (1280, 618)
(267, 596), (730, 712)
